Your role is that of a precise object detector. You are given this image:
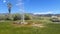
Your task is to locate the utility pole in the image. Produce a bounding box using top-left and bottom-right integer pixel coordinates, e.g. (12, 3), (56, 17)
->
(7, 2), (12, 20)
(7, 3), (12, 14)
(17, 0), (26, 24)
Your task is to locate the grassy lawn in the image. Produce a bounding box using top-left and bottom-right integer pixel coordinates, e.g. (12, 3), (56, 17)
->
(0, 21), (60, 34)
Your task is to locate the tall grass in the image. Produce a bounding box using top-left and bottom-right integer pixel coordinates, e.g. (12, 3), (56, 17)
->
(0, 20), (60, 34)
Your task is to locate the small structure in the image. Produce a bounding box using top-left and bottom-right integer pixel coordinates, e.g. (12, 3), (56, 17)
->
(51, 16), (60, 22)
(51, 16), (58, 18)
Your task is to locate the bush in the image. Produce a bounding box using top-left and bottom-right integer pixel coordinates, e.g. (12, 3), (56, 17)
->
(25, 14), (32, 20)
(0, 15), (6, 20)
(0, 14), (33, 21)
(13, 15), (21, 21)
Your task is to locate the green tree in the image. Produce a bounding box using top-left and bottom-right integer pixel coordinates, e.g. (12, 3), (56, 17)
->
(25, 14), (32, 20)
(13, 14), (21, 21)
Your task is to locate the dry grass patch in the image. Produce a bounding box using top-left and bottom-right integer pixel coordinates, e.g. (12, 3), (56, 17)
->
(12, 22), (45, 28)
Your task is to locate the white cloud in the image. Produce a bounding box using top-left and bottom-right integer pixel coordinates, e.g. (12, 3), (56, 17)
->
(26, 0), (30, 2)
(16, 0), (24, 6)
(16, 3), (24, 6)
(47, 11), (53, 14)
(18, 0), (22, 1)
(34, 11), (53, 15)
(3, 0), (6, 3)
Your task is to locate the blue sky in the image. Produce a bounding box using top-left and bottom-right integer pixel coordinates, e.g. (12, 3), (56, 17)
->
(0, 0), (60, 14)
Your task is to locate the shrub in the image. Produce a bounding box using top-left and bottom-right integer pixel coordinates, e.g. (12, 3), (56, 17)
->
(25, 14), (32, 20)
(13, 15), (21, 21)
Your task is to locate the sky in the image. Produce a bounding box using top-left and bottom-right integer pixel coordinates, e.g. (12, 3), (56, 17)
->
(0, 0), (60, 14)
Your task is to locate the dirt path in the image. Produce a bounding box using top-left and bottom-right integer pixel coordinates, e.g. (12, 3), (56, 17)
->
(12, 22), (45, 28)
(31, 23), (45, 28)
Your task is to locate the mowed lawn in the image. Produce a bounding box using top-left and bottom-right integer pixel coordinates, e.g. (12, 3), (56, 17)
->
(0, 21), (60, 34)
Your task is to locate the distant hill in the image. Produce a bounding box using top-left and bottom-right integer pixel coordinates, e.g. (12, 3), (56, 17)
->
(0, 13), (8, 15)
(0, 13), (60, 17)
(33, 14), (60, 17)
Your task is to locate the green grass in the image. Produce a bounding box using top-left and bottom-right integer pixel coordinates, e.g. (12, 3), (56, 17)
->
(0, 21), (60, 34)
